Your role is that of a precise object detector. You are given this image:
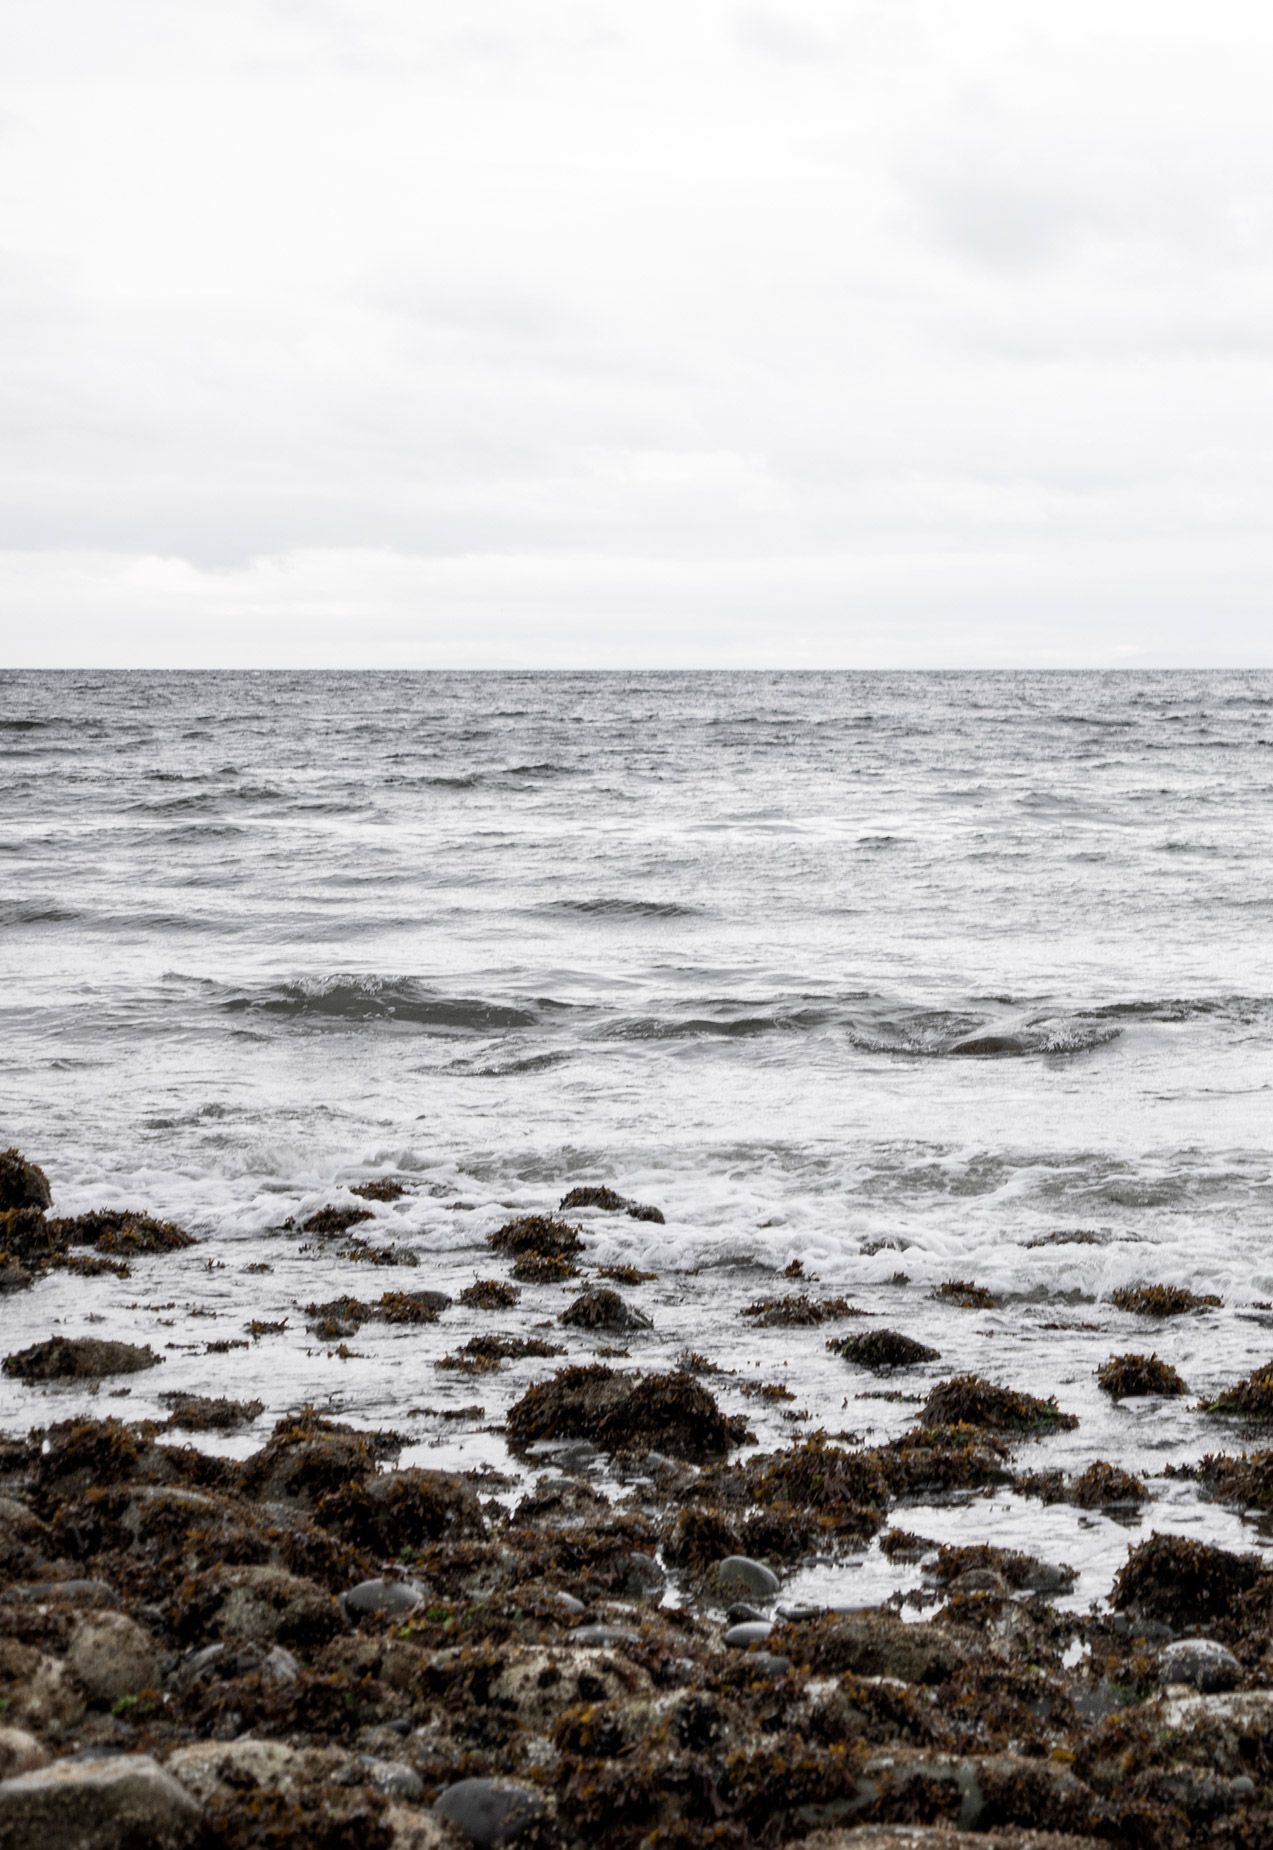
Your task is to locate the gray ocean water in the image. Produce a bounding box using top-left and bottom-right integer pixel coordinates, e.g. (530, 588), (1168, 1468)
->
(4, 668), (1273, 1603)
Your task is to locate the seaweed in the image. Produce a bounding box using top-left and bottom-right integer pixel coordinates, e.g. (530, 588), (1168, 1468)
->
(511, 1251), (581, 1284)
(349, 1179), (406, 1202)
(1111, 1284), (1222, 1317)
(300, 1206), (374, 1237)
(918, 1375), (1078, 1435)
(829, 1329), (941, 1370)
(489, 1214), (584, 1259)
(1097, 1352), (1189, 1399)
(932, 1279), (999, 1309)
(1200, 1362), (1273, 1420)
(1111, 1532), (1264, 1627)
(506, 1365), (746, 1461)
(460, 1279), (521, 1310)
(741, 1293), (863, 1327)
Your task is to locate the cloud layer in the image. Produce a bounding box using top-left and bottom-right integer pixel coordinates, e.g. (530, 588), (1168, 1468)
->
(2, 0), (1272, 665)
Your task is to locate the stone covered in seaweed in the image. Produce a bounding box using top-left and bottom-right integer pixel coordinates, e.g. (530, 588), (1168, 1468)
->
(3, 1337), (162, 1381)
(1096, 1352), (1189, 1399)
(829, 1329), (940, 1370)
(506, 1364), (746, 1461)
(918, 1375), (1078, 1435)
(1200, 1362), (1273, 1420)
(560, 1287), (652, 1332)
(488, 1214), (584, 1259)
(0, 1147), (52, 1212)
(741, 1293), (862, 1328)
(1110, 1283), (1222, 1317)
(1111, 1532), (1265, 1628)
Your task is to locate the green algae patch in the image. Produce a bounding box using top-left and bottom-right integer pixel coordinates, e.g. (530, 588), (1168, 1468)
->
(1110, 1284), (1222, 1317)
(1097, 1352), (1189, 1399)
(919, 1375), (1077, 1436)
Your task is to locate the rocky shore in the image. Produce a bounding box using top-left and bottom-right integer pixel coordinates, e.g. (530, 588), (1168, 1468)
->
(5, 1148), (1273, 1848)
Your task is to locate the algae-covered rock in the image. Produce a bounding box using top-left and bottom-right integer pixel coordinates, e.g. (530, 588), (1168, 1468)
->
(67, 1611), (161, 1707)
(3, 1338), (162, 1382)
(488, 1214), (583, 1259)
(829, 1328), (940, 1370)
(1096, 1352), (1188, 1399)
(919, 1375), (1077, 1435)
(742, 1293), (862, 1327)
(317, 1467), (488, 1553)
(1070, 1461), (1147, 1507)
(1110, 1284), (1221, 1317)
(46, 1209), (194, 1254)
(160, 1394), (264, 1432)
(300, 1203), (375, 1236)
(1200, 1361), (1273, 1420)
(559, 1287), (652, 1332)
(506, 1364), (745, 1461)
(178, 1563), (343, 1648)
(433, 1776), (545, 1847)
(459, 1279), (520, 1310)
(932, 1279), (1000, 1309)
(0, 1150), (51, 1214)
(1112, 1532), (1264, 1628)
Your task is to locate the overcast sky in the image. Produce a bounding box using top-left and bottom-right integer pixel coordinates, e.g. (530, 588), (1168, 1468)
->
(2, 0), (1272, 667)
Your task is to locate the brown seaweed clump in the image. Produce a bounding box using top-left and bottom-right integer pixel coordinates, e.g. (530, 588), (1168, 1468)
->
(560, 1287), (652, 1332)
(919, 1375), (1078, 1436)
(300, 1205), (375, 1237)
(596, 1264), (657, 1285)
(46, 1208), (195, 1254)
(488, 1214), (584, 1259)
(1199, 1362), (1273, 1421)
(511, 1251), (580, 1284)
(559, 1184), (665, 1224)
(1097, 1352), (1189, 1399)
(0, 1146), (52, 1211)
(1111, 1531), (1264, 1627)
(506, 1364), (746, 1461)
(829, 1329), (940, 1370)
(459, 1278), (521, 1310)
(1110, 1283), (1222, 1317)
(1070, 1460), (1147, 1507)
(932, 1279), (999, 1309)
(162, 1394), (265, 1432)
(349, 1178), (406, 1201)
(3, 1336), (162, 1381)
(741, 1293), (863, 1328)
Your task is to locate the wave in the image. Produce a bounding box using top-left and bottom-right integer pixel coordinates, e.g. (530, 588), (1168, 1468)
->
(533, 897), (705, 920)
(217, 975), (549, 1032)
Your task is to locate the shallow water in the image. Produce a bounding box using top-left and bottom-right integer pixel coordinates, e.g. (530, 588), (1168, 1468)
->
(4, 667), (1273, 1603)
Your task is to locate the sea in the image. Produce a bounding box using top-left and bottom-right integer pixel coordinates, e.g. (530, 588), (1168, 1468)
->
(3, 667), (1273, 1609)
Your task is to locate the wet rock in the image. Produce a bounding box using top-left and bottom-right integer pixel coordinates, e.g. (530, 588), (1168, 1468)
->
(351, 1178), (407, 1201)
(301, 1204), (374, 1236)
(1096, 1351), (1188, 1398)
(712, 1556), (781, 1600)
(67, 1611), (161, 1707)
(0, 1210), (63, 1266)
(506, 1364), (747, 1461)
(488, 1214), (583, 1259)
(784, 1611), (971, 1683)
(568, 1625), (637, 1647)
(1159, 1637), (1242, 1691)
(160, 1394), (263, 1432)
(559, 1184), (628, 1211)
(932, 1279), (999, 1309)
(595, 1264), (656, 1285)
(1111, 1283), (1222, 1317)
(54, 1211), (195, 1256)
(724, 1621), (773, 1647)
(1069, 1461), (1147, 1507)
(919, 1375), (1077, 1435)
(510, 1252), (579, 1284)
(174, 1641), (299, 1690)
(930, 1543), (1076, 1596)
(0, 1753), (200, 1850)
(1200, 1361), (1273, 1419)
(829, 1328), (941, 1369)
(798, 1827), (1103, 1849)
(2, 1338), (162, 1381)
(238, 1409), (390, 1503)
(459, 1279), (520, 1310)
(742, 1292), (862, 1327)
(433, 1776), (546, 1847)
(559, 1286), (652, 1332)
(0, 1150), (51, 1213)
(0, 1733), (47, 1781)
(1112, 1532), (1264, 1628)
(178, 1563), (343, 1648)
(319, 1466), (487, 1552)
(163, 1737), (302, 1801)
(344, 1578), (425, 1618)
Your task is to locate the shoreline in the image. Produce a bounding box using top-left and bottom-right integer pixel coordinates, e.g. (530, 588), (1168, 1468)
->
(4, 1150), (1273, 1845)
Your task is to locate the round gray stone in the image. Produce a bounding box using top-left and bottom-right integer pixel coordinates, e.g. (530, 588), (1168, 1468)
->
(1160, 1638), (1242, 1692)
(344, 1579), (424, 1618)
(713, 1556), (780, 1600)
(433, 1777), (546, 1847)
(724, 1621), (774, 1648)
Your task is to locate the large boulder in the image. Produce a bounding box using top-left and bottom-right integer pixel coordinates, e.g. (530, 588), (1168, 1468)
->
(506, 1365), (745, 1462)
(0, 1754), (200, 1850)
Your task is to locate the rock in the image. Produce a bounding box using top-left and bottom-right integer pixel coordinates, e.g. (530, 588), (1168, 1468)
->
(712, 1556), (781, 1600)
(559, 1287), (652, 1332)
(797, 1831), (1103, 1849)
(10, 1579), (117, 1607)
(488, 1644), (649, 1723)
(67, 1612), (161, 1707)
(919, 1375), (1077, 1434)
(724, 1621), (773, 1647)
(175, 1642), (299, 1690)
(384, 1807), (452, 1849)
(506, 1364), (747, 1462)
(1112, 1533), (1264, 1628)
(741, 1651), (791, 1678)
(0, 1150), (51, 1213)
(164, 1738), (301, 1802)
(785, 1612), (970, 1684)
(568, 1626), (637, 1648)
(344, 1578), (425, 1618)
(0, 1645), (84, 1736)
(2, 1338), (162, 1381)
(0, 1734), (47, 1782)
(488, 1215), (583, 1259)
(1159, 1638), (1243, 1692)
(1096, 1352), (1188, 1398)
(433, 1777), (546, 1847)
(1157, 1687), (1273, 1737)
(0, 1754), (200, 1849)
(182, 1564), (343, 1648)
(829, 1328), (941, 1369)
(360, 1758), (424, 1802)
